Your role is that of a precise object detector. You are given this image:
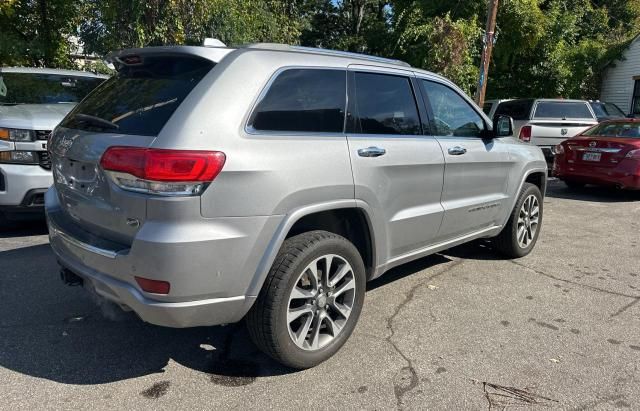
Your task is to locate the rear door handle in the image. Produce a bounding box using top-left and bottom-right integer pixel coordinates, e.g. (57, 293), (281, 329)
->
(358, 147), (386, 158)
(448, 146), (467, 155)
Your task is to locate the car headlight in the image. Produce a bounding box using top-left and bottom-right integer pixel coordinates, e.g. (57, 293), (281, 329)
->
(0, 128), (35, 142)
(0, 151), (38, 164)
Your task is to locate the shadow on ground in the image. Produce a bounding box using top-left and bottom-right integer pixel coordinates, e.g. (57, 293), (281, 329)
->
(0, 243), (291, 385)
(0, 239), (454, 386)
(546, 179), (640, 203)
(0, 217), (48, 238)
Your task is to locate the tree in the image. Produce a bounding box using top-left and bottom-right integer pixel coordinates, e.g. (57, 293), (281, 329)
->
(0, 0), (82, 68)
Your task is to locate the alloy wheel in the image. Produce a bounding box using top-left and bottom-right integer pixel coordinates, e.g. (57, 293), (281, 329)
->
(287, 254), (356, 351)
(517, 194), (540, 248)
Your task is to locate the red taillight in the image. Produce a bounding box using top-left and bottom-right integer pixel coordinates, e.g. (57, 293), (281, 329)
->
(135, 276), (170, 294)
(519, 126), (532, 142)
(101, 147), (226, 182)
(100, 147), (226, 196)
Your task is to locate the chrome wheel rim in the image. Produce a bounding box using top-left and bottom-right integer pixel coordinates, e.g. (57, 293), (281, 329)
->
(287, 254), (356, 351)
(517, 194), (540, 249)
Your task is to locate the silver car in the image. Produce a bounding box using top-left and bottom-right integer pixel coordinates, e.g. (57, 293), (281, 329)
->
(0, 68), (106, 221)
(46, 44), (547, 369)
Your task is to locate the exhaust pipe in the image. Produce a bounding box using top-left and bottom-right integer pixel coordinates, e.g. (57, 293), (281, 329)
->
(60, 268), (83, 286)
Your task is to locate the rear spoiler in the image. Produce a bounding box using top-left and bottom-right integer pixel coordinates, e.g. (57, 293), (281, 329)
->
(105, 46), (235, 68)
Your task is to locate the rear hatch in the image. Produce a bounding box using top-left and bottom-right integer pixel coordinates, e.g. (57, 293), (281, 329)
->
(529, 101), (596, 146)
(50, 52), (217, 245)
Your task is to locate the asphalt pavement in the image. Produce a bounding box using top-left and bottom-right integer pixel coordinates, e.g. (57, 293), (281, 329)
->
(1, 180), (639, 410)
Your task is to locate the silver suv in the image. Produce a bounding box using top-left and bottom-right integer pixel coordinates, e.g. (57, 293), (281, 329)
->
(46, 44), (547, 369)
(0, 68), (106, 221)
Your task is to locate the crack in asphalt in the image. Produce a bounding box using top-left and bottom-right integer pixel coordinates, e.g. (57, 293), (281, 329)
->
(509, 260), (639, 299)
(510, 260), (640, 319)
(611, 298), (640, 318)
(385, 258), (464, 409)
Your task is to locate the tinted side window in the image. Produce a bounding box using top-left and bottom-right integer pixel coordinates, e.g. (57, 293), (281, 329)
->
(352, 72), (421, 135)
(250, 69), (346, 133)
(422, 80), (484, 137)
(534, 102), (593, 119)
(494, 99), (533, 120)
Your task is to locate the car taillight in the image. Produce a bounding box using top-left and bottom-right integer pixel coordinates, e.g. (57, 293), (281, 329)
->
(626, 149), (640, 160)
(554, 144), (565, 155)
(100, 146), (226, 196)
(519, 126), (532, 142)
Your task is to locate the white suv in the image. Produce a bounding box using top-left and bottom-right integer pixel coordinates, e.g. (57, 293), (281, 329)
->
(0, 67), (106, 221)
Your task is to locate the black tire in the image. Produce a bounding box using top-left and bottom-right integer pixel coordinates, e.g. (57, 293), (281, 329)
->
(494, 183), (543, 258)
(246, 230), (366, 369)
(565, 180), (585, 189)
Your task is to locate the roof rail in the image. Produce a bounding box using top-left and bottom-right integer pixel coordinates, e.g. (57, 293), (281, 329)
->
(244, 43), (411, 68)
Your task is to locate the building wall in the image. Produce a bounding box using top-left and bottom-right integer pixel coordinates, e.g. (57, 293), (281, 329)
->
(600, 37), (640, 114)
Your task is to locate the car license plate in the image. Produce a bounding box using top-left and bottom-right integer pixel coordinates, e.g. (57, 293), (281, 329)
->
(583, 152), (601, 162)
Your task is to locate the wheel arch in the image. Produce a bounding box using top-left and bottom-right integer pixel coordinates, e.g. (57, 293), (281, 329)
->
(246, 200), (379, 297)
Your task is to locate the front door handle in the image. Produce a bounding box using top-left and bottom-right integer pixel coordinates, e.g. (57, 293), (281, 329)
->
(448, 146), (467, 156)
(358, 147), (386, 158)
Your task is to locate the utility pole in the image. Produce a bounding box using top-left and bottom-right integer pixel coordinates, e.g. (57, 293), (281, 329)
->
(474, 0), (499, 107)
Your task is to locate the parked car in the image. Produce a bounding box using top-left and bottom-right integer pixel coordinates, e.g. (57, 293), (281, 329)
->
(553, 119), (640, 190)
(482, 99), (511, 119)
(0, 67), (107, 221)
(493, 98), (623, 165)
(46, 44), (547, 369)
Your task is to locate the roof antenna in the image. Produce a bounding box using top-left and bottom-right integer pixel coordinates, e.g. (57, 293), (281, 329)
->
(203, 38), (226, 48)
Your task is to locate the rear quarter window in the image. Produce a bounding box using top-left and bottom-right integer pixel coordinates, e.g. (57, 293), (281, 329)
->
(248, 68), (346, 133)
(534, 101), (593, 119)
(60, 55), (215, 136)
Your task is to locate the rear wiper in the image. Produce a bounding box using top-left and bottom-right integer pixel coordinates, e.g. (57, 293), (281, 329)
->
(73, 113), (119, 130)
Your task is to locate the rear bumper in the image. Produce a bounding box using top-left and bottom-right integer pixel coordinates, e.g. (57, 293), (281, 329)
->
(553, 159), (640, 189)
(46, 186), (282, 328)
(0, 163), (51, 208)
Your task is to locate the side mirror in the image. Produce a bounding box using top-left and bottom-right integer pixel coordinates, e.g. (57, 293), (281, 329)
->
(493, 115), (514, 137)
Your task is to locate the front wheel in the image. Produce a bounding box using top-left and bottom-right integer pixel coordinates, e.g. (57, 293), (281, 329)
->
(494, 183), (543, 258)
(246, 231), (366, 369)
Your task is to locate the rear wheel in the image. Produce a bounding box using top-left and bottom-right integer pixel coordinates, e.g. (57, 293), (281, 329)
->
(246, 230), (366, 369)
(494, 183), (543, 258)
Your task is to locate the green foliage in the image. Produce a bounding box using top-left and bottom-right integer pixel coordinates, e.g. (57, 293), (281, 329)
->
(0, 0), (82, 68)
(1, 0), (639, 99)
(394, 10), (482, 94)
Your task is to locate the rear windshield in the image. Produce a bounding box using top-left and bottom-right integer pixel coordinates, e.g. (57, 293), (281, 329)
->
(494, 99), (533, 120)
(589, 102), (625, 119)
(534, 101), (592, 119)
(0, 73), (104, 105)
(61, 56), (214, 136)
(583, 122), (640, 138)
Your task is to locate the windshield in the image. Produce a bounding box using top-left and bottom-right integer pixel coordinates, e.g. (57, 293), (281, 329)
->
(583, 122), (640, 138)
(60, 56), (215, 136)
(589, 102), (626, 119)
(0, 73), (105, 105)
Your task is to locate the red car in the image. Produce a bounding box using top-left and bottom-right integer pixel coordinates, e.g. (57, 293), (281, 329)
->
(553, 119), (640, 190)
